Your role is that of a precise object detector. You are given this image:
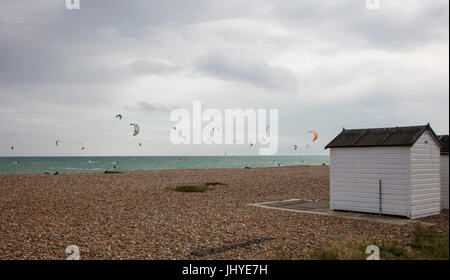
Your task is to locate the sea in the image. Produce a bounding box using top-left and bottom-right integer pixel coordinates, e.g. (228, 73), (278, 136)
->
(0, 156), (330, 175)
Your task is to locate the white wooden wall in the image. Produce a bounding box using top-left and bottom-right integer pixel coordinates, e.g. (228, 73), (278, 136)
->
(409, 130), (441, 219)
(440, 155), (448, 209)
(330, 146), (410, 217)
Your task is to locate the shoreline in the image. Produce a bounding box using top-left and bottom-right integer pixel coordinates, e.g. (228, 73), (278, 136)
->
(0, 164), (328, 176)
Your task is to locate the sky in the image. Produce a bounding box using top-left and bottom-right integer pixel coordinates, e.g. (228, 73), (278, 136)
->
(0, 0), (448, 156)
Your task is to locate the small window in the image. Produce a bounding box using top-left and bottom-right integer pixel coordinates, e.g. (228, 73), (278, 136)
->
(424, 140), (429, 144)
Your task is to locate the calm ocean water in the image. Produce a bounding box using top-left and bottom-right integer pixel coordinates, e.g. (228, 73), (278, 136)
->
(0, 156), (329, 175)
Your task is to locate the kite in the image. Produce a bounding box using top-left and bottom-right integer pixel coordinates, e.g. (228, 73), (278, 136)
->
(212, 127), (220, 136)
(249, 143), (254, 148)
(293, 144), (298, 150)
(130, 123), (140, 136)
(138, 143), (142, 147)
(266, 125), (270, 132)
(11, 146), (14, 150)
(116, 114), (123, 120)
(81, 147), (86, 150)
(309, 130), (318, 142)
(56, 140), (61, 146)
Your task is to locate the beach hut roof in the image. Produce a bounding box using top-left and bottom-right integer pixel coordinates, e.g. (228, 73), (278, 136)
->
(325, 124), (444, 149)
(438, 135), (449, 155)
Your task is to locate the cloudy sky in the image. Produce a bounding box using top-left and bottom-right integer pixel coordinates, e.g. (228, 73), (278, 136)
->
(0, 0), (448, 156)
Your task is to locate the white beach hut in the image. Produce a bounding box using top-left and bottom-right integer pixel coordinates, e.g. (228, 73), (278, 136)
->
(325, 124), (444, 219)
(438, 135), (449, 210)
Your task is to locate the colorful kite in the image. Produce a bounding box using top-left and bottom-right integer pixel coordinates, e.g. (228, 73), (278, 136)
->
(309, 130), (318, 142)
(130, 123), (140, 136)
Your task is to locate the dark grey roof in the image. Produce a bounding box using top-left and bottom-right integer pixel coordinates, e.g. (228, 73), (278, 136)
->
(438, 135), (449, 155)
(325, 124), (444, 149)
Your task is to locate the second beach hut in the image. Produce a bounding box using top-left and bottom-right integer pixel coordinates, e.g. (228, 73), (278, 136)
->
(325, 124), (444, 219)
(439, 135), (449, 210)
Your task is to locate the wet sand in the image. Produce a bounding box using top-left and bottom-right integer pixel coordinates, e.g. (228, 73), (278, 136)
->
(0, 166), (447, 259)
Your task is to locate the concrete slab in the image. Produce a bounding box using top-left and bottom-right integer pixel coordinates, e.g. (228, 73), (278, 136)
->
(249, 199), (433, 226)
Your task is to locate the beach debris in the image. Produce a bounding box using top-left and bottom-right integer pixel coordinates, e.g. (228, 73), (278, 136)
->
(130, 123), (140, 136)
(309, 130), (318, 142)
(105, 170), (122, 174)
(204, 182), (227, 186)
(244, 166), (251, 169)
(166, 185), (213, 193)
(54, 171), (59, 175)
(115, 114), (123, 120)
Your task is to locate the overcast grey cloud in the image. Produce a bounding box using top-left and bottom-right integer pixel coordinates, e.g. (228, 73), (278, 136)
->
(0, 0), (448, 156)
(124, 101), (176, 112)
(129, 60), (180, 75)
(196, 53), (298, 92)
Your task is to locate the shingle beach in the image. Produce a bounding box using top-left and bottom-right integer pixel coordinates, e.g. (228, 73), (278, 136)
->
(0, 166), (448, 259)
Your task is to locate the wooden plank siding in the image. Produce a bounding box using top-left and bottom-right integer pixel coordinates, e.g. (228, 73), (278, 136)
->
(330, 146), (410, 217)
(440, 155), (448, 209)
(409, 130), (441, 218)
